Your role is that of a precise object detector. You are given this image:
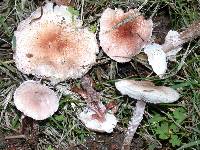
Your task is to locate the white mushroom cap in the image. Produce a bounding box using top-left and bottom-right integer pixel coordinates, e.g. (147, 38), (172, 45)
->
(14, 2), (98, 83)
(99, 8), (153, 62)
(115, 79), (180, 104)
(163, 30), (183, 61)
(143, 43), (167, 76)
(14, 80), (59, 120)
(79, 107), (117, 133)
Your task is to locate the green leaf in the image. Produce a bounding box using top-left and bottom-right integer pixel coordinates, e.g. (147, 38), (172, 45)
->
(155, 121), (169, 140)
(67, 7), (79, 23)
(170, 123), (179, 133)
(0, 16), (12, 37)
(169, 134), (181, 147)
(12, 35), (16, 50)
(11, 114), (20, 128)
(54, 114), (65, 122)
(68, 6), (79, 16)
(89, 23), (97, 33)
(148, 144), (157, 150)
(173, 107), (187, 123)
(149, 114), (165, 124)
(47, 145), (54, 150)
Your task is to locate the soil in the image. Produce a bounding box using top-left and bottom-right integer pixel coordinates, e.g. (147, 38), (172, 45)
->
(74, 131), (144, 150)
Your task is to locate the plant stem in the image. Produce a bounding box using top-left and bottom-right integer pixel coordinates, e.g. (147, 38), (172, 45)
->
(4, 134), (26, 140)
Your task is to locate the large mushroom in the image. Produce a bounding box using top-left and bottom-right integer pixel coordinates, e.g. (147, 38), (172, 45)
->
(13, 2), (98, 83)
(115, 79), (180, 150)
(99, 8), (153, 62)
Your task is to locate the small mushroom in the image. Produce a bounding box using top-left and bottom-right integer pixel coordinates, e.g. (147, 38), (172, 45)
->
(99, 8), (153, 62)
(78, 104), (117, 133)
(115, 79), (180, 150)
(73, 75), (118, 133)
(14, 80), (59, 120)
(13, 2), (98, 83)
(143, 43), (167, 77)
(144, 20), (200, 76)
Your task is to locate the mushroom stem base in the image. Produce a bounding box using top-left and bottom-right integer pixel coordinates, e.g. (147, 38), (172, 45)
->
(121, 100), (146, 150)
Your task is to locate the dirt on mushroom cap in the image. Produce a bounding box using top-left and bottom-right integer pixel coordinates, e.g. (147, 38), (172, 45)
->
(13, 2), (98, 83)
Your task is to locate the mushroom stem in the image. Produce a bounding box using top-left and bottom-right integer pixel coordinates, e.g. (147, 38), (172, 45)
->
(121, 100), (146, 150)
(162, 20), (200, 53)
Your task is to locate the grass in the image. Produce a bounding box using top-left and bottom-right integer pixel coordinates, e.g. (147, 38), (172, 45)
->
(0, 0), (200, 149)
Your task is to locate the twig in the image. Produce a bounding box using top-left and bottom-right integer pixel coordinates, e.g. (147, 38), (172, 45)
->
(4, 134), (26, 140)
(80, 0), (84, 21)
(29, 5), (43, 24)
(104, 11), (141, 34)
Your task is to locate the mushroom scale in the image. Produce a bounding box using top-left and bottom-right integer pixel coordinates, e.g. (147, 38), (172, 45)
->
(14, 2), (98, 82)
(14, 80), (59, 120)
(99, 8), (153, 62)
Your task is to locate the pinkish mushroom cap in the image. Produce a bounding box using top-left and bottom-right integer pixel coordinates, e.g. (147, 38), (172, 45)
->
(115, 79), (180, 104)
(14, 2), (98, 83)
(99, 8), (153, 62)
(79, 107), (117, 133)
(14, 80), (59, 120)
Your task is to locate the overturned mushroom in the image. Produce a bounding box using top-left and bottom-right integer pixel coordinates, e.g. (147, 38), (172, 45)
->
(143, 43), (167, 76)
(78, 104), (117, 133)
(144, 20), (200, 76)
(13, 2), (98, 83)
(14, 80), (59, 120)
(115, 79), (180, 150)
(72, 75), (117, 133)
(99, 8), (153, 62)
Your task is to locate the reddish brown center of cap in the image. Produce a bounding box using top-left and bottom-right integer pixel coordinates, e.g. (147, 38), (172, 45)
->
(31, 25), (78, 68)
(112, 14), (143, 41)
(110, 15), (145, 52)
(36, 26), (73, 57)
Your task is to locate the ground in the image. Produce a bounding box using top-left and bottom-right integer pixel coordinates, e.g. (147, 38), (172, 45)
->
(0, 0), (200, 150)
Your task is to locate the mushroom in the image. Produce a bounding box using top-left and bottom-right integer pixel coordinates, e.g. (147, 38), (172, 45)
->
(13, 2), (98, 83)
(73, 75), (118, 133)
(14, 80), (59, 120)
(143, 43), (167, 77)
(144, 20), (200, 76)
(115, 79), (180, 150)
(78, 103), (118, 133)
(143, 31), (181, 77)
(99, 8), (153, 62)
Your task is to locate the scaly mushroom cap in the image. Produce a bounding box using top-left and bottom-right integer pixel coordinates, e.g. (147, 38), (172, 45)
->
(14, 80), (59, 120)
(115, 79), (180, 103)
(14, 2), (98, 82)
(99, 8), (153, 62)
